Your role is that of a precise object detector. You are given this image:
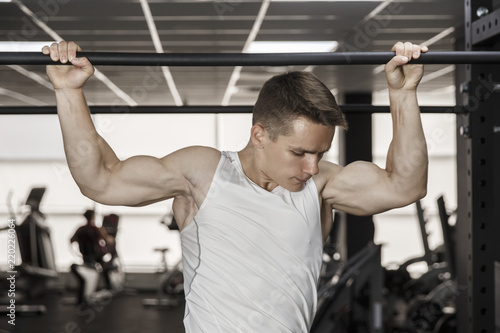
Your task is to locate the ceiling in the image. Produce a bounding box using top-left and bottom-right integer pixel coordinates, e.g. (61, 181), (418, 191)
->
(0, 0), (465, 108)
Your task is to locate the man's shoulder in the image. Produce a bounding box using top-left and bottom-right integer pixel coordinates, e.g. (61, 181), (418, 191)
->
(169, 146), (222, 183)
(178, 145), (222, 167)
(163, 146), (220, 166)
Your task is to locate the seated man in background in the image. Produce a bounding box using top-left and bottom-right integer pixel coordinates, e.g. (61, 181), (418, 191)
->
(70, 209), (115, 304)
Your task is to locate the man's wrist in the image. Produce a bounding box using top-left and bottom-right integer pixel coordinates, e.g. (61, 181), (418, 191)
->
(54, 87), (84, 93)
(388, 87), (417, 96)
(388, 88), (419, 108)
(54, 87), (85, 100)
(388, 88), (418, 101)
(54, 87), (87, 107)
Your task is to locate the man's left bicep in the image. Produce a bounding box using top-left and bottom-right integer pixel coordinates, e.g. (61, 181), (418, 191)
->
(322, 161), (406, 216)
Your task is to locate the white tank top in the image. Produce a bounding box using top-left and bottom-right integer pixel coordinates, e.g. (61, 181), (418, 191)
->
(180, 151), (323, 332)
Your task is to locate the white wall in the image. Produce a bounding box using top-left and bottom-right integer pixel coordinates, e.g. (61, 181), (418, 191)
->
(1, 113), (229, 272)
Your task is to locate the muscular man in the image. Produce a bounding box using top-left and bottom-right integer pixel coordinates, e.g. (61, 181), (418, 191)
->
(44, 41), (428, 332)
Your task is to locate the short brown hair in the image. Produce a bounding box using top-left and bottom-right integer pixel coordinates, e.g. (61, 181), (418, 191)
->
(83, 209), (95, 222)
(252, 71), (347, 140)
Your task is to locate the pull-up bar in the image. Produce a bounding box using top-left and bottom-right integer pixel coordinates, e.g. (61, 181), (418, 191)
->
(1, 51), (500, 66)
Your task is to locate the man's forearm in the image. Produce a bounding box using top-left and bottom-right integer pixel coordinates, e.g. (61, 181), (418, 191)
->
(387, 89), (428, 199)
(55, 88), (119, 195)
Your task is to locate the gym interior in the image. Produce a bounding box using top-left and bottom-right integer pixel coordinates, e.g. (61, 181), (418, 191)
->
(0, 0), (499, 332)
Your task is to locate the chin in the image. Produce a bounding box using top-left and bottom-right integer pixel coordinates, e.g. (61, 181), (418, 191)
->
(284, 183), (305, 192)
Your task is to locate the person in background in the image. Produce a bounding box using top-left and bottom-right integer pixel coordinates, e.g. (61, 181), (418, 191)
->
(70, 209), (110, 267)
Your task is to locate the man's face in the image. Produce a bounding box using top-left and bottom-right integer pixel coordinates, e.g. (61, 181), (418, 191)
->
(262, 117), (335, 192)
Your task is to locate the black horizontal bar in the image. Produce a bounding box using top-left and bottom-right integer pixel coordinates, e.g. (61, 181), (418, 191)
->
(1, 51), (500, 66)
(0, 105), (463, 115)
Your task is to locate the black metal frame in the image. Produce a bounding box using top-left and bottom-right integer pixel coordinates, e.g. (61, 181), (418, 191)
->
(455, 2), (500, 333)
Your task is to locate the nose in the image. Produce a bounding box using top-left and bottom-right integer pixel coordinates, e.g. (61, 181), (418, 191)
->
(302, 155), (319, 176)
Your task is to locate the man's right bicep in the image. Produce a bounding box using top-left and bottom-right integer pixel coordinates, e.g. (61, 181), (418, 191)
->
(80, 150), (189, 206)
(84, 146), (218, 207)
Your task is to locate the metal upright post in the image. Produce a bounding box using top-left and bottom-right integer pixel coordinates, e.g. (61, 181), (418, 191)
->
(455, 1), (500, 332)
(342, 93), (375, 260)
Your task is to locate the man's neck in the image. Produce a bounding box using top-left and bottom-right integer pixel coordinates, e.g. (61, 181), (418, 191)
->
(238, 145), (278, 192)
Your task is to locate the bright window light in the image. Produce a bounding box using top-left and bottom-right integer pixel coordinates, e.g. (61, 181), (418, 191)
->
(0, 0), (12, 2)
(246, 41), (338, 53)
(0, 41), (55, 52)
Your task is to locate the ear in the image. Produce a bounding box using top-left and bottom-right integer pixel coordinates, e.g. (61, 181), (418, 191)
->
(250, 123), (269, 149)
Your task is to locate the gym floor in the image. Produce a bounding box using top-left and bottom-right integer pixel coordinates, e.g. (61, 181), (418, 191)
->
(0, 291), (185, 333)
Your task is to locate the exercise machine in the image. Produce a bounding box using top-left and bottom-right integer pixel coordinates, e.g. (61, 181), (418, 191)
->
(311, 243), (384, 333)
(385, 198), (457, 333)
(0, 187), (57, 316)
(143, 214), (184, 307)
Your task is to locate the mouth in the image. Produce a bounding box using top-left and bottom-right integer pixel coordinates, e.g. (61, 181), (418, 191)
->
(296, 177), (309, 184)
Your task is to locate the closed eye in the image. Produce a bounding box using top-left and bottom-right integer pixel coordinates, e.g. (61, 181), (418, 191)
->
(291, 150), (326, 159)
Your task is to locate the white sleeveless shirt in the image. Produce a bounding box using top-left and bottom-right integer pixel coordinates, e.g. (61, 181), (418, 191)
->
(180, 151), (323, 332)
